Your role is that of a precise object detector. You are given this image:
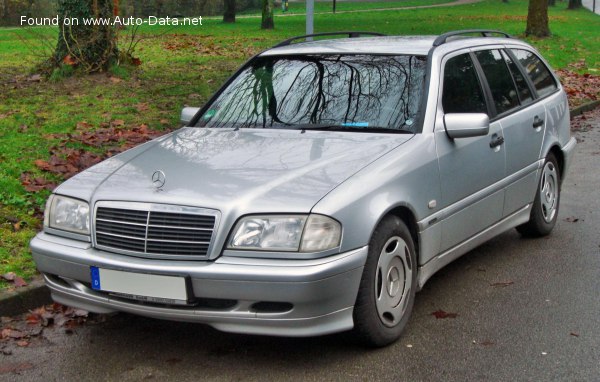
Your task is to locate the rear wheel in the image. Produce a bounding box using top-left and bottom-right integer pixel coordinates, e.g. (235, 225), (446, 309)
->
(517, 153), (560, 237)
(353, 216), (417, 347)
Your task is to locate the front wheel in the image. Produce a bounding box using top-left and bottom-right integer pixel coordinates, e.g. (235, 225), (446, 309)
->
(353, 216), (417, 347)
(517, 153), (560, 237)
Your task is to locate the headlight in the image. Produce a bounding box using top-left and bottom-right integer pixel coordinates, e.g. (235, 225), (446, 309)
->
(44, 195), (90, 235)
(228, 214), (341, 252)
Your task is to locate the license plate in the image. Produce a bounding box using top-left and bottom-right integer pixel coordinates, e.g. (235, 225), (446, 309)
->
(90, 267), (188, 303)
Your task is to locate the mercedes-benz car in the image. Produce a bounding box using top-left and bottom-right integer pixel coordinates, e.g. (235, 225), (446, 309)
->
(31, 30), (576, 347)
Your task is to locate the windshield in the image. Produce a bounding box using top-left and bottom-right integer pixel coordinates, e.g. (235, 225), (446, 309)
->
(195, 54), (427, 132)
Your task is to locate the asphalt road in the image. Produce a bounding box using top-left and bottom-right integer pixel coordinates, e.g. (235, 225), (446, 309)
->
(2, 113), (599, 381)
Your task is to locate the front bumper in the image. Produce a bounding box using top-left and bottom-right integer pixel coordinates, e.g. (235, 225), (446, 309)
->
(31, 232), (367, 337)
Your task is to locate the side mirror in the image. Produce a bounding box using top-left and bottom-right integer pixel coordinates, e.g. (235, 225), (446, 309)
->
(180, 107), (200, 125)
(443, 113), (490, 139)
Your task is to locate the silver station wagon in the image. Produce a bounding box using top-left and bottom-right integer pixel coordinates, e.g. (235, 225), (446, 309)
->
(31, 30), (576, 346)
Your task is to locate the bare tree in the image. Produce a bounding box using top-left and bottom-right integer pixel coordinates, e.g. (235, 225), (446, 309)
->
(224, 0), (235, 23)
(261, 0), (274, 29)
(525, 0), (550, 37)
(568, 0), (582, 8)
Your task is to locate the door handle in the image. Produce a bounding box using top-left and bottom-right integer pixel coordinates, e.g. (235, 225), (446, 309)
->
(533, 116), (544, 128)
(489, 134), (504, 148)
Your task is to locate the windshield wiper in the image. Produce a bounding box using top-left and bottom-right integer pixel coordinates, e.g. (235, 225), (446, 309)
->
(291, 123), (341, 132)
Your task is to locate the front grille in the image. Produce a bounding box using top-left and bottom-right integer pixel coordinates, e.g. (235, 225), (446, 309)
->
(94, 205), (217, 259)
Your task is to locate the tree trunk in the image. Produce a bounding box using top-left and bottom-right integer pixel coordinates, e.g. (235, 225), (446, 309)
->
(54, 0), (118, 72)
(261, 0), (274, 29)
(525, 0), (550, 37)
(568, 0), (582, 8)
(549, 0), (555, 6)
(223, 0), (235, 23)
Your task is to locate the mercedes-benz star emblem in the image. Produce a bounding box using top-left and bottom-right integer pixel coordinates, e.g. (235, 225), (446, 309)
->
(152, 170), (166, 189)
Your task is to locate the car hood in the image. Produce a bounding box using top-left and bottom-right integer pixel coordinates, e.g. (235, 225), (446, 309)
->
(56, 127), (413, 213)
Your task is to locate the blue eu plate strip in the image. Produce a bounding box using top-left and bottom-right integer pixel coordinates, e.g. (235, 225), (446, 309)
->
(342, 122), (369, 127)
(90, 266), (101, 290)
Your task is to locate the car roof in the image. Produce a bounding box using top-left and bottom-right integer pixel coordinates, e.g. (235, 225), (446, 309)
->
(260, 36), (437, 56)
(259, 34), (532, 57)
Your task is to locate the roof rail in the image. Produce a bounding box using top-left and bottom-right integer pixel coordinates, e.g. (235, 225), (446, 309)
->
(433, 29), (512, 47)
(272, 32), (386, 48)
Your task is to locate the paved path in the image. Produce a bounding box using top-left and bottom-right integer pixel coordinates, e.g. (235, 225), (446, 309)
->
(582, 0), (600, 15)
(233, 0), (481, 19)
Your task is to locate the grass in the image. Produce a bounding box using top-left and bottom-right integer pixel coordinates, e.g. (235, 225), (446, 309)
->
(0, 0), (598, 288)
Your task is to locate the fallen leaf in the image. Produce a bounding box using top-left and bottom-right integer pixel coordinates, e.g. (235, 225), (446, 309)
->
(135, 103), (149, 112)
(570, 332), (580, 337)
(16, 340), (29, 347)
(111, 119), (125, 127)
(63, 55), (77, 66)
(1, 328), (26, 339)
(431, 310), (458, 319)
(12, 277), (27, 288)
(109, 76), (122, 84)
(2, 272), (16, 281)
(12, 221), (25, 232)
(33, 159), (51, 171)
(27, 74), (42, 82)
(564, 216), (579, 223)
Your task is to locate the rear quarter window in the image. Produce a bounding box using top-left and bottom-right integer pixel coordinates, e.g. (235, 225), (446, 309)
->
(511, 49), (558, 98)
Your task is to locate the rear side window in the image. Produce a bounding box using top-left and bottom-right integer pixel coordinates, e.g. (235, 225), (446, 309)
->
(442, 54), (487, 114)
(474, 50), (519, 115)
(502, 50), (533, 105)
(511, 49), (558, 97)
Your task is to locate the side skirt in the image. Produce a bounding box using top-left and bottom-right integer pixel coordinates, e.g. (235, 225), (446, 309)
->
(417, 204), (532, 289)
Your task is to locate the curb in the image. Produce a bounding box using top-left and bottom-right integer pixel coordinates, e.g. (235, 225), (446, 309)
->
(2, 100), (599, 318)
(570, 100), (600, 119)
(0, 276), (51, 317)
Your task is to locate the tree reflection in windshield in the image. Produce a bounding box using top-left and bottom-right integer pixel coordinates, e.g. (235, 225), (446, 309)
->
(197, 54), (427, 132)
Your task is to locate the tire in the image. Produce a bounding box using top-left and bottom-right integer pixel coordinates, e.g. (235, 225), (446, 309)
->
(517, 153), (560, 237)
(353, 215), (417, 347)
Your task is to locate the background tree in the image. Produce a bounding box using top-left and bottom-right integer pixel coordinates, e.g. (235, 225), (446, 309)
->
(54, 0), (118, 73)
(261, 0), (274, 29)
(549, 0), (555, 6)
(223, 0), (235, 22)
(567, 0), (582, 8)
(525, 0), (550, 37)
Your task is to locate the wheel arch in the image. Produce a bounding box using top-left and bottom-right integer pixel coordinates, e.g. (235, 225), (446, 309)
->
(547, 145), (565, 185)
(376, 205), (420, 263)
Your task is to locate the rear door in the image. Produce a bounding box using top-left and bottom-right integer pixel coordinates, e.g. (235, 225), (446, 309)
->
(472, 48), (548, 216)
